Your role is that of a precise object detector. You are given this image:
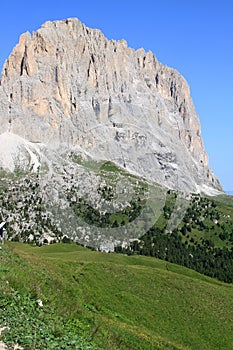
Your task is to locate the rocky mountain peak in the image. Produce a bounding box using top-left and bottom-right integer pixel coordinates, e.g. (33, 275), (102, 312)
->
(0, 17), (222, 194)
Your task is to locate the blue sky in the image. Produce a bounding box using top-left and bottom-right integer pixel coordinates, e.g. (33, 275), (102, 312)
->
(0, 0), (232, 190)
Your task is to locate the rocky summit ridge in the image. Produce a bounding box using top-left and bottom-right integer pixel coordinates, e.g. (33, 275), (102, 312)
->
(0, 17), (222, 194)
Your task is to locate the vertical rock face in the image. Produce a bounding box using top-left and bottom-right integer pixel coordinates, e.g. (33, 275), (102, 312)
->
(0, 18), (222, 193)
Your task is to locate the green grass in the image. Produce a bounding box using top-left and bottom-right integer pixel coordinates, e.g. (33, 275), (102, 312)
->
(1, 242), (232, 349)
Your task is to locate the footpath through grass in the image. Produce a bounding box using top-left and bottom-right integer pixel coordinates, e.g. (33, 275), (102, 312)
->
(0, 242), (232, 349)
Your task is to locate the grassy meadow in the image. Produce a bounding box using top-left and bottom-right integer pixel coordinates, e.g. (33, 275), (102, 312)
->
(0, 242), (232, 349)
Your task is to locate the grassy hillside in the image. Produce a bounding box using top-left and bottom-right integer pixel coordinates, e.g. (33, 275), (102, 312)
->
(1, 163), (233, 284)
(116, 191), (233, 282)
(0, 242), (232, 349)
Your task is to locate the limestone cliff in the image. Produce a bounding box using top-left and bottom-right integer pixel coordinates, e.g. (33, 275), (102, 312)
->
(0, 18), (222, 193)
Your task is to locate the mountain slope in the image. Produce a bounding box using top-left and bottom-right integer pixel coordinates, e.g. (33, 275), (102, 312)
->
(0, 18), (222, 193)
(0, 160), (232, 282)
(0, 242), (232, 350)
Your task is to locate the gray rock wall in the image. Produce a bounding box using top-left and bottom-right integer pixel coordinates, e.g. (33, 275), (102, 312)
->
(0, 18), (222, 193)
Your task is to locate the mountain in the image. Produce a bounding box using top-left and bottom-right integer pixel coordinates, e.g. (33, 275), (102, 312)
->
(0, 17), (222, 194)
(226, 191), (233, 196)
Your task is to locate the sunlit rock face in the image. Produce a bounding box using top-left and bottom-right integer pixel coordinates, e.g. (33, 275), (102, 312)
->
(0, 18), (222, 193)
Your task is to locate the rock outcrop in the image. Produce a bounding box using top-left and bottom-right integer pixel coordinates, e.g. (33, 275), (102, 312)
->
(0, 18), (222, 193)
